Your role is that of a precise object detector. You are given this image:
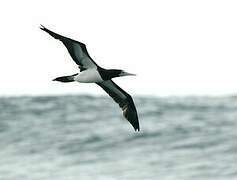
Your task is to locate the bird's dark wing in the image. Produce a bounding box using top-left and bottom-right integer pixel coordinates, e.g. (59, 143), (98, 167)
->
(96, 80), (140, 131)
(40, 25), (98, 71)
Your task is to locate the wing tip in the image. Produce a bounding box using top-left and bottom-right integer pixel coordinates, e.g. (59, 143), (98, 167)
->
(39, 24), (61, 39)
(39, 24), (50, 34)
(39, 24), (45, 30)
(134, 125), (140, 132)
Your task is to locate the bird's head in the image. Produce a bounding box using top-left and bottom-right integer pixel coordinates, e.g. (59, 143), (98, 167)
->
(118, 70), (136, 77)
(107, 69), (136, 79)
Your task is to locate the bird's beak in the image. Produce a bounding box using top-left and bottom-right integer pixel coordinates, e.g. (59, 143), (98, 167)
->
(120, 71), (136, 77)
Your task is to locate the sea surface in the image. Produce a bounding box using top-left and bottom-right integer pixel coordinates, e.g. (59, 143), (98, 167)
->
(0, 95), (237, 180)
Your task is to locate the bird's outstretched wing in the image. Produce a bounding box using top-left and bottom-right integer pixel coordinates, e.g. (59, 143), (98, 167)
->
(96, 80), (140, 131)
(40, 25), (98, 71)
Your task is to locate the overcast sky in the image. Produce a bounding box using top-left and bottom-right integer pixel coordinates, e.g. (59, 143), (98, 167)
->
(0, 0), (237, 96)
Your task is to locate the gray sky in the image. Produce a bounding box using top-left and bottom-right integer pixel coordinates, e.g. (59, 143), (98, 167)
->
(1, 0), (237, 96)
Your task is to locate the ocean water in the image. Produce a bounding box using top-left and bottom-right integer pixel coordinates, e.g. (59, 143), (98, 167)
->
(0, 95), (237, 180)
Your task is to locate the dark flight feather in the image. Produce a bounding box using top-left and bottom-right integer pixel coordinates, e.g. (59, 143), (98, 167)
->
(40, 25), (98, 71)
(96, 80), (140, 131)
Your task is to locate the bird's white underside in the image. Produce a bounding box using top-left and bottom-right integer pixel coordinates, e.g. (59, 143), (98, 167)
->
(74, 69), (127, 99)
(74, 68), (103, 83)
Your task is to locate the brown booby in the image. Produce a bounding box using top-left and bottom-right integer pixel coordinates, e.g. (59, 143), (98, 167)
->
(40, 25), (140, 131)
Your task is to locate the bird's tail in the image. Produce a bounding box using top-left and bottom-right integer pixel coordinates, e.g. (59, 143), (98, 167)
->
(52, 73), (78, 83)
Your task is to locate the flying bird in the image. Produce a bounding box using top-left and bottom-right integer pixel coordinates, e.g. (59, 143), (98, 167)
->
(40, 25), (140, 131)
